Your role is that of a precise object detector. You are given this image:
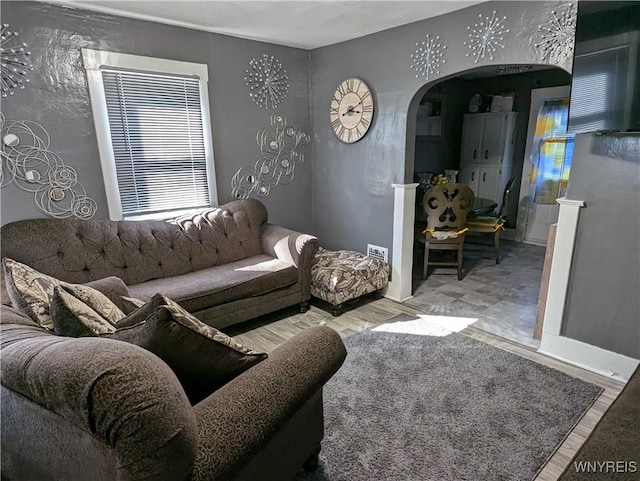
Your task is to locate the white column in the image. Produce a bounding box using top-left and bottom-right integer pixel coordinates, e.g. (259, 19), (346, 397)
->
(539, 197), (639, 382)
(541, 197), (585, 336)
(386, 183), (419, 302)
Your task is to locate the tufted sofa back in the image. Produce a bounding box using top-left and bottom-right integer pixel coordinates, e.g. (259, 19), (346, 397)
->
(1, 199), (268, 289)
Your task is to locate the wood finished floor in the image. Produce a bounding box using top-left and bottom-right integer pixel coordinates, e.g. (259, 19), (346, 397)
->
(225, 296), (624, 480)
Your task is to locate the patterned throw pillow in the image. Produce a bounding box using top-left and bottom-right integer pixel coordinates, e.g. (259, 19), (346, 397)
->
(108, 293), (268, 404)
(50, 286), (118, 337)
(118, 296), (147, 315)
(2, 258), (125, 330)
(114, 293), (170, 328)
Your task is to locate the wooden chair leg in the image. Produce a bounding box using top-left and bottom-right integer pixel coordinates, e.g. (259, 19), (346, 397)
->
(422, 239), (430, 280)
(457, 242), (464, 280)
(494, 230), (501, 264)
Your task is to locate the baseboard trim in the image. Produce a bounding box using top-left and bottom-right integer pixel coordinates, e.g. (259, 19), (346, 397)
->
(384, 293), (413, 303)
(539, 332), (639, 383)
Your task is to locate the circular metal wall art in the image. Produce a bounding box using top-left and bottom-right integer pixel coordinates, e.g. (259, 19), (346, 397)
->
(410, 34), (447, 80)
(534, 4), (576, 66)
(464, 11), (510, 63)
(1, 23), (33, 98)
(244, 54), (289, 109)
(0, 113), (97, 219)
(231, 113), (309, 199)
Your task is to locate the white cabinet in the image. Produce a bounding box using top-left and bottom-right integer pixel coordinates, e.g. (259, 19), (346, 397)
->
(459, 112), (516, 205)
(416, 116), (442, 136)
(459, 166), (479, 191)
(459, 165), (502, 200)
(460, 115), (485, 166)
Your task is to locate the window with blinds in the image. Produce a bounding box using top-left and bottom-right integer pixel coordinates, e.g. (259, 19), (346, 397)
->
(101, 68), (211, 218)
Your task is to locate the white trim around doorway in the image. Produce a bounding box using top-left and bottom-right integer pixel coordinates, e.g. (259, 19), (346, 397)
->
(538, 197), (639, 382)
(386, 183), (419, 303)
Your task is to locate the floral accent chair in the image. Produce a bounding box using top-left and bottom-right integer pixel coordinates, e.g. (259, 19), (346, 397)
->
(310, 247), (389, 316)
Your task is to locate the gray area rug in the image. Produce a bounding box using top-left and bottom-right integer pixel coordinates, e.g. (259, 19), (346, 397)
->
(296, 315), (603, 481)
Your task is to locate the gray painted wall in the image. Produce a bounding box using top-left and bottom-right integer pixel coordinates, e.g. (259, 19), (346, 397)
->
(561, 134), (640, 359)
(309, 1), (570, 255)
(0, 1), (312, 231)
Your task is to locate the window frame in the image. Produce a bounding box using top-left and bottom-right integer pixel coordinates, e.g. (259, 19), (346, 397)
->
(82, 48), (218, 220)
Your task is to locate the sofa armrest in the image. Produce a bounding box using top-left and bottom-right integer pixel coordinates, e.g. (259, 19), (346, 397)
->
(84, 276), (130, 309)
(261, 223), (318, 300)
(0, 324), (198, 481)
(191, 326), (347, 481)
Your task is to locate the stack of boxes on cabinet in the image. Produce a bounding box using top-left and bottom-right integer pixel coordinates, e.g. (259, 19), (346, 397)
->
(416, 98), (442, 137)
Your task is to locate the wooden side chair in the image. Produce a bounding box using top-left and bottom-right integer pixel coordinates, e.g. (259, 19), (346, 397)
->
(416, 183), (475, 280)
(466, 176), (516, 264)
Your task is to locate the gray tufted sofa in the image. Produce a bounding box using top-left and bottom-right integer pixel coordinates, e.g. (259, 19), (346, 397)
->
(0, 304), (348, 481)
(0, 199), (318, 329)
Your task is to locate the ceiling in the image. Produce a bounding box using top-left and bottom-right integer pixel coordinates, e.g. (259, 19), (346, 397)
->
(55, 0), (486, 49)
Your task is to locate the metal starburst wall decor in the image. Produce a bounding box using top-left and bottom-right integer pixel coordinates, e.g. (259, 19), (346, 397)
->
(464, 11), (510, 63)
(0, 23), (33, 98)
(410, 34), (447, 80)
(534, 4), (576, 66)
(244, 54), (289, 109)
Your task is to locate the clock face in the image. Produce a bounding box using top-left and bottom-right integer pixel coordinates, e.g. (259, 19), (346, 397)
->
(330, 77), (374, 143)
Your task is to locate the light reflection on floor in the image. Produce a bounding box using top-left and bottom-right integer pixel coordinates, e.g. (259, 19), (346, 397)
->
(372, 314), (478, 337)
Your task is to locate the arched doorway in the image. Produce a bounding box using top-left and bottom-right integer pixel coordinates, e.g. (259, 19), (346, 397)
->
(399, 63), (571, 348)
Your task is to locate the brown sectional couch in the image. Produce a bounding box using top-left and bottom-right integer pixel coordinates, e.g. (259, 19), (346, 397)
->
(0, 199), (353, 480)
(0, 304), (347, 481)
(0, 199), (318, 329)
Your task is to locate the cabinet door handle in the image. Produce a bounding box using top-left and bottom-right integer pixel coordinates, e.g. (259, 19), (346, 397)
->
(484, 150), (489, 160)
(473, 149), (477, 159)
(482, 172), (487, 182)
(471, 171), (475, 181)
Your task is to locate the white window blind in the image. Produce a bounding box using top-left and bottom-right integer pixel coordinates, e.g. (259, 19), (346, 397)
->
(101, 68), (211, 217)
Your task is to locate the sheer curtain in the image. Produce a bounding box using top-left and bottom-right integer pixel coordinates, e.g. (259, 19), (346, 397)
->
(530, 98), (575, 204)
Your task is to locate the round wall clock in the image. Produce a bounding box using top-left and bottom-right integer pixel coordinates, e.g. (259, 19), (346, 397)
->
(330, 77), (374, 143)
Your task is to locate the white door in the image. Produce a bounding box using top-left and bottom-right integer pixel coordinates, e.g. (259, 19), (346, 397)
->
(517, 86), (572, 245)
